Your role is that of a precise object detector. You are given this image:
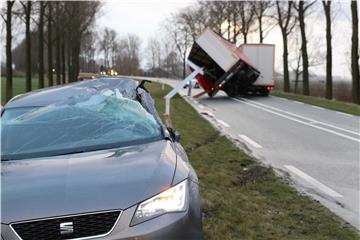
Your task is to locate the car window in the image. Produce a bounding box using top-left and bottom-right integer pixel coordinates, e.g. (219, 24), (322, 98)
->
(1, 89), (162, 160)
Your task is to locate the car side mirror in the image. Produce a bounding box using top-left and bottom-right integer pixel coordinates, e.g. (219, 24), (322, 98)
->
(168, 128), (181, 142)
(173, 130), (181, 142)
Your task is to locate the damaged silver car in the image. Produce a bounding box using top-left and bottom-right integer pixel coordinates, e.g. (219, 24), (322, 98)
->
(1, 78), (203, 240)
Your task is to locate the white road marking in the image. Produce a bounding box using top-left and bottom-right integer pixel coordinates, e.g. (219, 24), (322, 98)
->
(312, 106), (324, 110)
(232, 98), (360, 142)
(218, 119), (230, 128)
(237, 97), (360, 137)
(238, 134), (263, 148)
(293, 101), (304, 105)
(336, 111), (353, 117)
(284, 165), (343, 198)
(198, 104), (205, 109)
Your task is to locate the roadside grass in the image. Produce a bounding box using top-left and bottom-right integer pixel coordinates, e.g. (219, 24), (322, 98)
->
(271, 90), (360, 116)
(148, 83), (359, 240)
(1, 76), (49, 105)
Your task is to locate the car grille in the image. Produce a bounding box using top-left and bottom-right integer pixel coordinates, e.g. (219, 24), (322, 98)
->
(10, 210), (121, 240)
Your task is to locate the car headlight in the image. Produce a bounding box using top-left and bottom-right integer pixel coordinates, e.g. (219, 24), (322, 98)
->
(131, 180), (188, 226)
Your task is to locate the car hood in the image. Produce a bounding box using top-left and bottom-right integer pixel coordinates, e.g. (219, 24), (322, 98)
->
(1, 140), (177, 224)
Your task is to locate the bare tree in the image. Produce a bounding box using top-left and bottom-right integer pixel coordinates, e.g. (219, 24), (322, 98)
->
(351, 0), (359, 103)
(115, 34), (141, 75)
(288, 29), (302, 93)
(225, 1), (233, 42)
(322, 0), (332, 99)
(294, 0), (316, 96)
(160, 38), (182, 78)
(164, 16), (192, 79)
(61, 38), (66, 84)
(127, 34), (141, 75)
(3, 1), (15, 102)
(47, 1), (53, 86)
(221, 1), (241, 43)
(199, 1), (227, 35)
(110, 41), (119, 69)
(252, 1), (275, 43)
(236, 1), (256, 44)
(178, 5), (206, 41)
(19, 1), (32, 91)
(289, 30), (324, 93)
(275, 1), (297, 92)
(48, 1), (66, 83)
(54, 2), (61, 85)
(146, 37), (162, 70)
(38, 1), (45, 88)
(99, 27), (117, 69)
(80, 30), (96, 73)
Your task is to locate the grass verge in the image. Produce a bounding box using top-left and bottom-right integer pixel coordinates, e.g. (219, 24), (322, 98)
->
(148, 83), (359, 239)
(271, 91), (360, 116)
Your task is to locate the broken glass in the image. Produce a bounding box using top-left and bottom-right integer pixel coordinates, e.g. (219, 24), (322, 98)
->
(1, 86), (162, 160)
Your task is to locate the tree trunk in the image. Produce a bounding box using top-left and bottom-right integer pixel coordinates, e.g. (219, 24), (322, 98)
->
(55, 2), (61, 85)
(282, 32), (290, 92)
(299, 1), (309, 96)
(55, 34), (61, 85)
(295, 70), (299, 93)
(243, 32), (247, 44)
(72, 37), (81, 81)
(258, 15), (263, 43)
(25, 1), (32, 92)
(227, 18), (231, 41)
(47, 2), (53, 86)
(5, 1), (15, 102)
(61, 38), (66, 84)
(232, 13), (237, 43)
(323, 1), (332, 99)
(351, 1), (360, 103)
(38, 2), (45, 89)
(67, 42), (72, 82)
(182, 54), (186, 79)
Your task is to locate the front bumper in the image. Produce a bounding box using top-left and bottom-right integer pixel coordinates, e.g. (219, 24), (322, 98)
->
(1, 181), (202, 240)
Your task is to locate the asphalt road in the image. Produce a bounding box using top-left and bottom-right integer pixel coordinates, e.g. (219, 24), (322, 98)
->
(127, 76), (360, 230)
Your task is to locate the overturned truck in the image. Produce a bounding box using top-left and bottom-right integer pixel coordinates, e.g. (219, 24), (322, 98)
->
(188, 28), (275, 97)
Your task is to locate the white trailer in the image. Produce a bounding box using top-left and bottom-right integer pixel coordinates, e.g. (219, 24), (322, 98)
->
(239, 44), (275, 88)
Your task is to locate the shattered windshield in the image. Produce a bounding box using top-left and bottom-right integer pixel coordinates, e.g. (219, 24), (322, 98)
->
(1, 88), (162, 160)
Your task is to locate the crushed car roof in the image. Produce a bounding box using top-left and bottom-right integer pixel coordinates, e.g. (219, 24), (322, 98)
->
(5, 78), (138, 109)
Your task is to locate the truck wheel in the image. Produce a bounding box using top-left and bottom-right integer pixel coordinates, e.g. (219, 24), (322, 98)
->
(261, 89), (269, 96)
(224, 89), (237, 97)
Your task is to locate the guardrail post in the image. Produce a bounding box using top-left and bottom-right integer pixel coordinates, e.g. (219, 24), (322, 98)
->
(165, 97), (170, 116)
(187, 80), (192, 96)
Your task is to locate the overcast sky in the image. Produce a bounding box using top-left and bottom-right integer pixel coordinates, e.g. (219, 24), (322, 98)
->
(97, 0), (193, 41)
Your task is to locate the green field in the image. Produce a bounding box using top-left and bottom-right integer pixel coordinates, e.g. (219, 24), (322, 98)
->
(147, 83), (358, 240)
(271, 91), (360, 116)
(1, 76), (51, 104)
